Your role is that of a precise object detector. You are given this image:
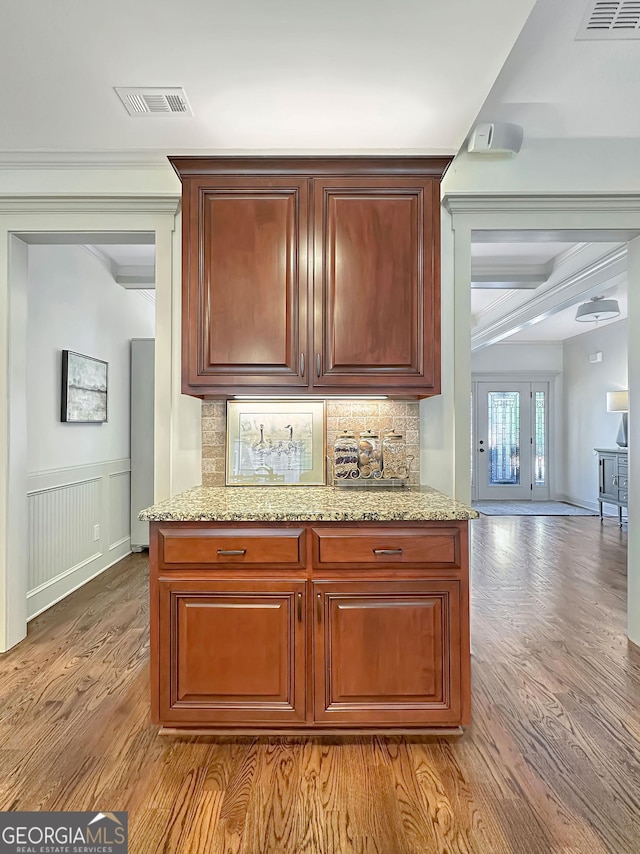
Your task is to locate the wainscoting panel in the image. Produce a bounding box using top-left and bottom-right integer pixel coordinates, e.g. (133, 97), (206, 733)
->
(27, 459), (132, 620)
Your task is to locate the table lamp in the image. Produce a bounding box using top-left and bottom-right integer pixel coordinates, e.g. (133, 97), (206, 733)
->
(606, 390), (628, 448)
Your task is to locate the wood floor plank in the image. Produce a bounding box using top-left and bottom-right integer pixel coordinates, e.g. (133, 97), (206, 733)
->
(1, 519), (639, 853)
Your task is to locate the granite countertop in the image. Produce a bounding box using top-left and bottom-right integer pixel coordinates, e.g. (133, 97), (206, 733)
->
(139, 485), (479, 523)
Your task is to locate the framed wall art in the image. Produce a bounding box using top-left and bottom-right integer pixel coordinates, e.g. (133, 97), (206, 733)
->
(61, 350), (108, 423)
(226, 400), (326, 486)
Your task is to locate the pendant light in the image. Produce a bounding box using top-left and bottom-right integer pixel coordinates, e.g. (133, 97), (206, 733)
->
(575, 296), (620, 323)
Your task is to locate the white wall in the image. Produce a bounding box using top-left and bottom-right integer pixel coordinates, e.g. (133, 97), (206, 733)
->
(471, 341), (562, 373)
(25, 244), (155, 618)
(445, 138), (640, 196)
(27, 244), (155, 471)
(562, 319), (628, 509)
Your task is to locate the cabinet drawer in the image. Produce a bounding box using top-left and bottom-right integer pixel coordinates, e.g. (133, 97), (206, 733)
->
(313, 527), (460, 569)
(160, 528), (305, 567)
(618, 460), (628, 475)
(619, 476), (628, 489)
(619, 490), (628, 503)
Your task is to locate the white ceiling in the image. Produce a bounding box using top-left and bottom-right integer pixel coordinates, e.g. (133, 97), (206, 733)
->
(477, 0), (640, 138)
(471, 240), (578, 319)
(470, 234), (632, 345)
(0, 0), (535, 154)
(472, 242), (576, 264)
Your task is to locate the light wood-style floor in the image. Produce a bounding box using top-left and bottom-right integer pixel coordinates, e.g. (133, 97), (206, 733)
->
(1, 516), (638, 853)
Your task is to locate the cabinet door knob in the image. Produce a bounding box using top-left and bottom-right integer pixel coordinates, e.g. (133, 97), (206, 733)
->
(297, 591), (303, 622)
(300, 352), (305, 377)
(217, 549), (246, 556)
(373, 548), (403, 555)
(317, 592), (322, 623)
(316, 353), (321, 378)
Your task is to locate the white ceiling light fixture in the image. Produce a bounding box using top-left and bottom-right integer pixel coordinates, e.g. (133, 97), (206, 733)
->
(575, 296), (621, 323)
(114, 87), (193, 117)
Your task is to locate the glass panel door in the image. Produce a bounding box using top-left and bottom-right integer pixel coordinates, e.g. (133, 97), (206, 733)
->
(475, 381), (550, 501)
(477, 382), (532, 500)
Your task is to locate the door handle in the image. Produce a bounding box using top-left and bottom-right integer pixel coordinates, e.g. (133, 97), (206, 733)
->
(317, 592), (322, 623)
(316, 353), (321, 377)
(217, 549), (246, 556)
(297, 592), (303, 622)
(300, 352), (305, 377)
(373, 548), (403, 555)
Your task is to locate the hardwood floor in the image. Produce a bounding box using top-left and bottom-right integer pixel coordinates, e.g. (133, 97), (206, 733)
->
(0, 516), (638, 853)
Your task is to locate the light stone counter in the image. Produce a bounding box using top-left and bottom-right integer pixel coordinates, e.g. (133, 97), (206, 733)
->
(140, 485), (478, 523)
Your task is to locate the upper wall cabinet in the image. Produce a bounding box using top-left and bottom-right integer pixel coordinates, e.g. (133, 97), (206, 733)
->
(170, 158), (451, 398)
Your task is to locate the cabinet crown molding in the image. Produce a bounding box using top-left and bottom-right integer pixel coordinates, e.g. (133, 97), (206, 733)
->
(169, 156), (453, 179)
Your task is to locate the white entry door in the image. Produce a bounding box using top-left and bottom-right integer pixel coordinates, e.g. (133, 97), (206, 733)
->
(475, 382), (549, 500)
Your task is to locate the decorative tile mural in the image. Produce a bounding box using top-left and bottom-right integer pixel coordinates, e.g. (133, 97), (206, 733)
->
(202, 400), (420, 487)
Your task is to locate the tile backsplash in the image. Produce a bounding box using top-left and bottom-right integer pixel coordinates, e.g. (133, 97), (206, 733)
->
(202, 400), (420, 487)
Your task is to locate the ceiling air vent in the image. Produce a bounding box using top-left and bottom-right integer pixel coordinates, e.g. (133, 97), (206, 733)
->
(114, 87), (193, 117)
(576, 0), (640, 39)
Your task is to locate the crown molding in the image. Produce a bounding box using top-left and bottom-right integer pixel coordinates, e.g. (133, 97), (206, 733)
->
(444, 192), (640, 215)
(135, 289), (156, 306)
(0, 149), (458, 172)
(0, 195), (180, 215)
(0, 151), (172, 170)
(78, 244), (117, 277)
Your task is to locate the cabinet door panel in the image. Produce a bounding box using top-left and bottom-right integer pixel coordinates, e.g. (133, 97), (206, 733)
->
(313, 178), (439, 392)
(600, 455), (618, 500)
(159, 580), (306, 725)
(184, 177), (308, 391)
(313, 581), (461, 725)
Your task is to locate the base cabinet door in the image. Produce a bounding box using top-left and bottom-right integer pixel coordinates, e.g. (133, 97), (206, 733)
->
(313, 581), (461, 725)
(158, 579), (306, 725)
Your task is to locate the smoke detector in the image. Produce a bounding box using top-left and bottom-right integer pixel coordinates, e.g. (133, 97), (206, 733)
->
(114, 87), (193, 117)
(576, 1), (640, 40)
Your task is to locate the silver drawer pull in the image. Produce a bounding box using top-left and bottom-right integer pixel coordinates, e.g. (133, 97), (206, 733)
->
(217, 549), (247, 556)
(373, 548), (403, 555)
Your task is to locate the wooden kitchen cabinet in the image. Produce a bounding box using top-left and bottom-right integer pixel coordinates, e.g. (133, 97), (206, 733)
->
(313, 581), (461, 725)
(157, 579), (306, 725)
(312, 177), (440, 391)
(179, 174), (309, 392)
(150, 518), (471, 733)
(169, 157), (451, 398)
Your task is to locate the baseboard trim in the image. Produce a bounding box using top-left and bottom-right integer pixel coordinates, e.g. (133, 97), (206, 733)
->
(27, 544), (131, 621)
(558, 494), (623, 517)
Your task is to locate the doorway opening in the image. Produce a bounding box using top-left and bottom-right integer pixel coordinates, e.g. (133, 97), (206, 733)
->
(19, 235), (156, 620)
